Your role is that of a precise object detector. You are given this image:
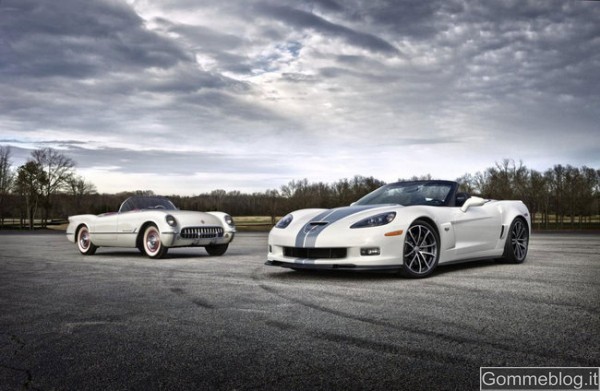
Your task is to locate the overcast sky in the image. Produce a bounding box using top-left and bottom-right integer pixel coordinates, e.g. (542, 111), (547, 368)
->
(1, 0), (599, 195)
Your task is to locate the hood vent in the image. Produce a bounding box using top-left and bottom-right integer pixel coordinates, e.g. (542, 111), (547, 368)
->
(309, 221), (328, 226)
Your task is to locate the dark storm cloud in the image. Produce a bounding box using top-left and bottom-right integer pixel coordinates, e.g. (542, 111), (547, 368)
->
(0, 0), (286, 140)
(0, 0), (191, 78)
(254, 3), (400, 55)
(153, 17), (257, 74)
(155, 18), (245, 52)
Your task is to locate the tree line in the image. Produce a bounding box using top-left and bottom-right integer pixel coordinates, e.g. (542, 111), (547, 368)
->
(0, 146), (598, 230)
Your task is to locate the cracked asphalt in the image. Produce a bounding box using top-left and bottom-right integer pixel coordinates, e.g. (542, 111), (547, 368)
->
(0, 232), (599, 390)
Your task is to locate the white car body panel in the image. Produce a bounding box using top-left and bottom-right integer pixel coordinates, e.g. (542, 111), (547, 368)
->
(66, 197), (235, 254)
(267, 182), (531, 273)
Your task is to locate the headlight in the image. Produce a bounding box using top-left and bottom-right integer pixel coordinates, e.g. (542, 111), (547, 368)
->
(224, 214), (234, 227)
(165, 215), (177, 227)
(350, 212), (396, 228)
(275, 214), (293, 229)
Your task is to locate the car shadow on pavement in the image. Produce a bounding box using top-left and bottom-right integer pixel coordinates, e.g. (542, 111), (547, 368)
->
(264, 258), (503, 282)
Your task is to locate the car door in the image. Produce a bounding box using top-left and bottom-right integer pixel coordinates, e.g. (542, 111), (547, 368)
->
(116, 211), (141, 247)
(91, 213), (118, 245)
(451, 202), (502, 257)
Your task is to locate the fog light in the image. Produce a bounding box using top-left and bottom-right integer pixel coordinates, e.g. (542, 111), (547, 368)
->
(360, 247), (380, 256)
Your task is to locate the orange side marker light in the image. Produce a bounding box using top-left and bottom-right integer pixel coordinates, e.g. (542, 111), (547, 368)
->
(384, 230), (403, 237)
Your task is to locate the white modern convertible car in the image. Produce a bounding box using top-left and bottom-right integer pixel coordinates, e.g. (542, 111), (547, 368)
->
(266, 180), (530, 278)
(66, 196), (236, 258)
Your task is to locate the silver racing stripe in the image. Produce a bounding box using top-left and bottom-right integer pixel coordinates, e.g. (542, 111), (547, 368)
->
(294, 205), (380, 248)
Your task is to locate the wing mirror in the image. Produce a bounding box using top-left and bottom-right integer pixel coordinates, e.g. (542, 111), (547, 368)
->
(460, 196), (486, 212)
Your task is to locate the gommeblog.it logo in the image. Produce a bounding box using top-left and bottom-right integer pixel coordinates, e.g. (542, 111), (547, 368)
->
(480, 367), (600, 390)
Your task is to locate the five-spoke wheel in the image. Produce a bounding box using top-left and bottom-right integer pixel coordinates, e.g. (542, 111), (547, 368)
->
(402, 220), (439, 278)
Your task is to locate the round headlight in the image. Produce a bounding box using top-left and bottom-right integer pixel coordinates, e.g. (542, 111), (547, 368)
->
(224, 214), (234, 227)
(165, 215), (177, 227)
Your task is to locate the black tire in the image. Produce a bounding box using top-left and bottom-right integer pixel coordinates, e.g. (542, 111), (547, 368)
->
(76, 225), (97, 255)
(401, 220), (440, 278)
(502, 217), (529, 263)
(143, 225), (168, 259)
(205, 244), (228, 256)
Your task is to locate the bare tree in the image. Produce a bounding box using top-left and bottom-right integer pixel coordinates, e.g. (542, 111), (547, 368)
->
(15, 161), (47, 230)
(525, 170), (549, 229)
(456, 173), (477, 194)
(0, 146), (14, 227)
(66, 175), (97, 214)
(32, 148), (75, 226)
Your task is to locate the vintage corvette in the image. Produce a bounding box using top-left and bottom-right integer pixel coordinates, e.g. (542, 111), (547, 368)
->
(66, 196), (236, 258)
(266, 180), (530, 278)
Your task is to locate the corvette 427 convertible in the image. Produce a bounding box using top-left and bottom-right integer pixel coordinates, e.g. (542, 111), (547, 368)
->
(66, 196), (235, 258)
(266, 180), (530, 278)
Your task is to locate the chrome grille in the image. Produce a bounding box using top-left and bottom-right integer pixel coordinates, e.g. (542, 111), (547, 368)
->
(180, 226), (224, 239)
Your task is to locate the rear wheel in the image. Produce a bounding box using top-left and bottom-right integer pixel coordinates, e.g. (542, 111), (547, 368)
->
(401, 220), (439, 278)
(205, 244), (228, 256)
(143, 225), (168, 259)
(502, 218), (529, 263)
(76, 225), (97, 255)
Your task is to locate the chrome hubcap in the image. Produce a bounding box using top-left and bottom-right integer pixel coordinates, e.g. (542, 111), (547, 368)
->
(146, 231), (159, 252)
(404, 225), (437, 274)
(79, 231), (89, 249)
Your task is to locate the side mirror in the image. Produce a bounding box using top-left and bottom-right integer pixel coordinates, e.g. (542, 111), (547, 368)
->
(455, 192), (470, 207)
(460, 196), (486, 212)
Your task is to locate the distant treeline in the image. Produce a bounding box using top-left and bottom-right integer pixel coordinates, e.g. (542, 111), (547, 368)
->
(0, 146), (598, 230)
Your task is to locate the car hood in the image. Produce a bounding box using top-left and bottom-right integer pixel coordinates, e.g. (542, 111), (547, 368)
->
(289, 204), (401, 230)
(281, 204), (401, 247)
(168, 210), (223, 227)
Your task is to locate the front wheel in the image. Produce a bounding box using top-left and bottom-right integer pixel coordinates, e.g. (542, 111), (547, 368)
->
(205, 244), (228, 256)
(143, 225), (168, 259)
(77, 225), (97, 255)
(501, 218), (529, 263)
(401, 220), (439, 278)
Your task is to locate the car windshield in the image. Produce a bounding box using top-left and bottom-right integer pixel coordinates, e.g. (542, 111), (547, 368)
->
(354, 182), (454, 206)
(119, 196), (177, 212)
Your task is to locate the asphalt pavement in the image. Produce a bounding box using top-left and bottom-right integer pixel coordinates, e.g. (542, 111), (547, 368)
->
(0, 231), (599, 390)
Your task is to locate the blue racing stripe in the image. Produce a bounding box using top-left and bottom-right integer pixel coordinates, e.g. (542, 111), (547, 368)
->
(294, 205), (380, 248)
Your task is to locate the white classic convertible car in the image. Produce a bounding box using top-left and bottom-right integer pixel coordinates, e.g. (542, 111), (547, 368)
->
(266, 180), (530, 278)
(66, 196), (236, 258)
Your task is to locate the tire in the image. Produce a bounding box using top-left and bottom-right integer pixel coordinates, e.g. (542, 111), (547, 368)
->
(76, 225), (97, 255)
(502, 217), (529, 263)
(401, 220), (439, 278)
(205, 244), (228, 256)
(143, 225), (168, 259)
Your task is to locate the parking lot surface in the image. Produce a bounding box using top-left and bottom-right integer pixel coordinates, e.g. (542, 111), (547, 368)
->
(1, 232), (599, 390)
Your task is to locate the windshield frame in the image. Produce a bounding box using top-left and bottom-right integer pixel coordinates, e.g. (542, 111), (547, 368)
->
(354, 180), (459, 207)
(119, 196), (178, 213)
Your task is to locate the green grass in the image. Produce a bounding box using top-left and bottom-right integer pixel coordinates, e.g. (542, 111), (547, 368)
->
(233, 216), (277, 231)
